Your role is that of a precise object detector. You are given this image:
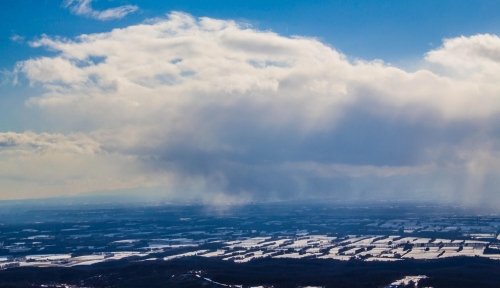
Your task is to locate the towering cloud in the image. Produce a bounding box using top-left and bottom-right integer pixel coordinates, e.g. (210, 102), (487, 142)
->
(4, 13), (500, 208)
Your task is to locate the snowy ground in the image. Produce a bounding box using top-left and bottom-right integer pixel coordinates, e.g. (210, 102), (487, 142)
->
(1, 233), (499, 269)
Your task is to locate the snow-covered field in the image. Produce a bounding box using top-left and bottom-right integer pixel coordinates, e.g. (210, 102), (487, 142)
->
(1, 233), (499, 269)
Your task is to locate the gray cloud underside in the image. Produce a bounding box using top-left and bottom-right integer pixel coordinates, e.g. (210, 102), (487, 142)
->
(3, 13), (500, 208)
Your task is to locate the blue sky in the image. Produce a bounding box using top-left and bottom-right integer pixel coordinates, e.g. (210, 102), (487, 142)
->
(1, 1), (500, 209)
(2, 0), (500, 68)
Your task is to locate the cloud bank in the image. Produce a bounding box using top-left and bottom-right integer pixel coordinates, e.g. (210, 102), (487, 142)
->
(64, 0), (138, 21)
(4, 13), (500, 208)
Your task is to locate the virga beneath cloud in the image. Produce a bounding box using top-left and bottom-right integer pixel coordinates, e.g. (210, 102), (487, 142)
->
(3, 13), (500, 208)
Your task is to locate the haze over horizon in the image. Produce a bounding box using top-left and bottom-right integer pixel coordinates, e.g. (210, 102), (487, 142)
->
(1, 1), (500, 210)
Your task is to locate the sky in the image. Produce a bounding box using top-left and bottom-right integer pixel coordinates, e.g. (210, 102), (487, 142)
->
(1, 0), (500, 209)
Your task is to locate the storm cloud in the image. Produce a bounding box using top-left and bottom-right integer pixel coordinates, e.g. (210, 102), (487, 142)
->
(3, 13), (500, 208)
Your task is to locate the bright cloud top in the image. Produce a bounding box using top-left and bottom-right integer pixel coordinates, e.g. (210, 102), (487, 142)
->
(64, 0), (138, 21)
(4, 13), (500, 208)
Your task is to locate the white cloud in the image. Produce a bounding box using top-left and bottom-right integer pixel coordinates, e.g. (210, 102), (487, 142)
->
(5, 13), (500, 208)
(0, 131), (100, 154)
(425, 34), (500, 80)
(21, 13), (500, 125)
(0, 132), (152, 200)
(64, 0), (138, 21)
(9, 34), (25, 43)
